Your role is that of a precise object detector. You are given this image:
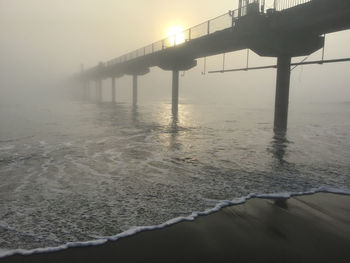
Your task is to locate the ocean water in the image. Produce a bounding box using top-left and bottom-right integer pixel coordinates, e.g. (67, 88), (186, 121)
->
(0, 96), (349, 255)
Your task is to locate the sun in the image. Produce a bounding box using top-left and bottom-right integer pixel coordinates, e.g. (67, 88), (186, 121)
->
(166, 25), (186, 46)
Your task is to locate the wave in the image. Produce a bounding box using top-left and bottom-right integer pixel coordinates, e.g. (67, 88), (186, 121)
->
(1, 186), (349, 259)
(0, 136), (35, 143)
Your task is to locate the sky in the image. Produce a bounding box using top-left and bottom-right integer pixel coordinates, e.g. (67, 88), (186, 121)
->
(0, 0), (349, 105)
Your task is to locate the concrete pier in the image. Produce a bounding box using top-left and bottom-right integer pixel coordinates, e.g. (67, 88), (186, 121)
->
(172, 70), (179, 115)
(132, 75), (138, 106)
(86, 81), (90, 100)
(96, 79), (102, 102)
(82, 81), (88, 100)
(112, 77), (116, 103)
(77, 0), (350, 133)
(274, 56), (291, 133)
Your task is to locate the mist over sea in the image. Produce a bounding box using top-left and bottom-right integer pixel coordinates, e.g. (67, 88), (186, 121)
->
(0, 93), (349, 252)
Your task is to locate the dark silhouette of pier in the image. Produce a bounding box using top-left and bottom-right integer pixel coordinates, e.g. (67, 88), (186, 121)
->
(77, 0), (350, 133)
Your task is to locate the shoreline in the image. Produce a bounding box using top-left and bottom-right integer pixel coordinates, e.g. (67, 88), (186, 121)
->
(2, 191), (350, 262)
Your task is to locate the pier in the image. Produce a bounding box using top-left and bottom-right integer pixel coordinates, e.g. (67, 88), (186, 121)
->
(77, 0), (350, 133)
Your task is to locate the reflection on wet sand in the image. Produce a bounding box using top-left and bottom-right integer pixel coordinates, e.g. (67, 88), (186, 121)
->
(274, 198), (288, 209)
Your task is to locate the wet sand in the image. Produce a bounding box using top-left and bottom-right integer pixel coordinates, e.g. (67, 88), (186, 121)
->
(2, 193), (350, 263)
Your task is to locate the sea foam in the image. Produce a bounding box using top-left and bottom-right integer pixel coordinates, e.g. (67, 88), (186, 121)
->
(1, 186), (349, 259)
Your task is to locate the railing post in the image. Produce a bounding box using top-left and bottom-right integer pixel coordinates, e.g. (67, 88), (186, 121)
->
(261, 0), (266, 13)
(189, 28), (192, 41)
(162, 39), (165, 50)
(207, 21), (210, 35)
(152, 43), (154, 53)
(238, 0), (243, 17)
(231, 11), (235, 27)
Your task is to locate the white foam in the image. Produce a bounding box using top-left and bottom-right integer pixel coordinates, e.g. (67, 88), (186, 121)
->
(0, 145), (15, 151)
(0, 249), (11, 256)
(1, 187), (349, 259)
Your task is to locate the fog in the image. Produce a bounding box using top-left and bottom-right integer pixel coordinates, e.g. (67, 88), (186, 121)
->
(1, 0), (349, 107)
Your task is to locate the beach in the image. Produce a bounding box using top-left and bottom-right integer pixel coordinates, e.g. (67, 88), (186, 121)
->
(2, 192), (350, 263)
(1, 0), (350, 262)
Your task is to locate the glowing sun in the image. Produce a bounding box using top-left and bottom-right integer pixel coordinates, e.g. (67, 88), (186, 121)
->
(166, 25), (186, 45)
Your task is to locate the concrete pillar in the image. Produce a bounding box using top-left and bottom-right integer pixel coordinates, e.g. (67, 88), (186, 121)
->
(132, 75), (138, 106)
(274, 56), (291, 133)
(96, 79), (102, 102)
(82, 80), (88, 99)
(172, 70), (179, 116)
(112, 77), (116, 103)
(88, 80), (93, 101)
(86, 81), (90, 100)
(95, 80), (99, 100)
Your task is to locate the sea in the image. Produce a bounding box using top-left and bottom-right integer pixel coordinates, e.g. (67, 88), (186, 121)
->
(0, 92), (349, 256)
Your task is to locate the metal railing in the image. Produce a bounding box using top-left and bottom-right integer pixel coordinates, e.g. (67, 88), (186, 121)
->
(104, 0), (261, 68)
(274, 0), (312, 11)
(91, 0), (314, 72)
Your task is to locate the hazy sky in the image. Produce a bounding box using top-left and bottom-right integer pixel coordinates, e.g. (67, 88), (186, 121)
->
(0, 0), (349, 105)
(0, 0), (239, 74)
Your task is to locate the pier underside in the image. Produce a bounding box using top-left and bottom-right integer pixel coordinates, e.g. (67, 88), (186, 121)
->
(79, 0), (350, 133)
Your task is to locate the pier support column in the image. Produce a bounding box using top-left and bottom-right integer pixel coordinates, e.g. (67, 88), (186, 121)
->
(88, 81), (92, 101)
(172, 70), (179, 115)
(86, 81), (90, 100)
(274, 56), (291, 133)
(132, 75), (138, 106)
(96, 79), (102, 102)
(112, 77), (116, 103)
(82, 80), (88, 100)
